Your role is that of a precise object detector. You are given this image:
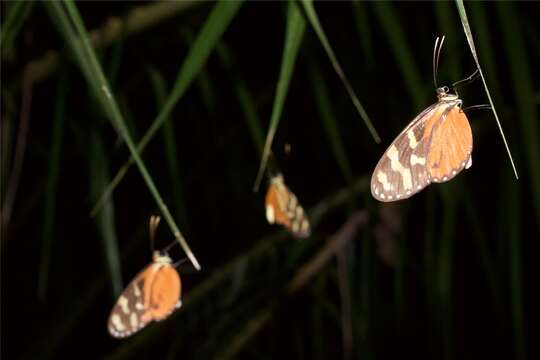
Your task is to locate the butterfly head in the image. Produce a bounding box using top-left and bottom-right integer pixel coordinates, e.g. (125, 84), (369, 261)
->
(436, 86), (459, 102)
(268, 173), (285, 186)
(152, 250), (173, 264)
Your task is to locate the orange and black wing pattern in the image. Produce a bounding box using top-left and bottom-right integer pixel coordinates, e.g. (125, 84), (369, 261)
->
(371, 93), (472, 202)
(108, 252), (182, 338)
(265, 174), (310, 238)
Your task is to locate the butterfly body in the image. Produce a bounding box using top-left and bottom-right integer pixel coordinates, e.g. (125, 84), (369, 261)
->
(108, 251), (182, 338)
(265, 174), (310, 238)
(371, 87), (472, 202)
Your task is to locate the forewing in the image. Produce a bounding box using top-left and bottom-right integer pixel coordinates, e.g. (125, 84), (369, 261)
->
(427, 106), (473, 182)
(108, 265), (154, 338)
(371, 103), (450, 202)
(265, 180), (310, 238)
(147, 265), (182, 321)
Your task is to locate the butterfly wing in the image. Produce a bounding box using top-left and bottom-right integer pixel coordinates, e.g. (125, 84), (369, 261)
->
(265, 176), (310, 238)
(145, 265), (182, 322)
(427, 106), (473, 182)
(371, 102), (453, 201)
(108, 264), (156, 338)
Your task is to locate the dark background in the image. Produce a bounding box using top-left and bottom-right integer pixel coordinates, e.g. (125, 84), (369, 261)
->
(1, 1), (538, 359)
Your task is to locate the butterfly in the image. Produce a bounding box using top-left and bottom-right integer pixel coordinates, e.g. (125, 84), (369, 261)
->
(265, 173), (311, 238)
(108, 216), (182, 338)
(371, 36), (473, 202)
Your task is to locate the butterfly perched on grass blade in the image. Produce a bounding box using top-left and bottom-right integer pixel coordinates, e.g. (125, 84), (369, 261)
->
(371, 36), (474, 202)
(108, 216), (182, 338)
(265, 174), (310, 238)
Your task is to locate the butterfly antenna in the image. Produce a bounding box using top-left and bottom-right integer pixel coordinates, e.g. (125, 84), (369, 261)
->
(149, 215), (161, 253)
(433, 35), (445, 89)
(162, 239), (178, 254)
(172, 257), (189, 268)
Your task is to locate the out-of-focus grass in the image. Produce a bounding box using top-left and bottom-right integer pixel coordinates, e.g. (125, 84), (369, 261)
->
(216, 43), (265, 157)
(38, 73), (68, 300)
(434, 1), (461, 81)
(352, 1), (374, 68)
(90, 0), (243, 216)
(301, 0), (380, 143)
(496, 2), (540, 226)
(90, 133), (122, 297)
(0, 1), (33, 54)
(455, 0), (519, 181)
(147, 67), (189, 231)
(308, 60), (353, 184)
(105, 177), (369, 359)
(371, 1), (426, 109)
(437, 186), (458, 359)
(253, 1), (305, 190)
(44, 0), (200, 268)
(497, 2), (536, 358)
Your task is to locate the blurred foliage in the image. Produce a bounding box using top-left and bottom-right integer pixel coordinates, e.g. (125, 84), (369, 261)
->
(1, 1), (538, 360)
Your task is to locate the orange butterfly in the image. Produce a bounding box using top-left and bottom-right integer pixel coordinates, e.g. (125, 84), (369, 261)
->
(108, 216), (182, 338)
(265, 173), (310, 238)
(371, 36), (474, 202)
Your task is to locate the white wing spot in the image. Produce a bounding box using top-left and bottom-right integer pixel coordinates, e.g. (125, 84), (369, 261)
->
(118, 296), (130, 314)
(112, 314), (125, 331)
(407, 130), (418, 149)
(406, 190), (411, 195)
(410, 154), (426, 166)
(417, 185), (421, 190)
(292, 221), (299, 233)
(443, 176), (448, 181)
(388, 195), (393, 200)
(301, 220), (309, 233)
(380, 194), (386, 199)
(377, 171), (392, 191)
(289, 196), (297, 209)
(396, 194), (401, 199)
(130, 312), (138, 328)
(387, 145), (413, 190)
(133, 283), (141, 297)
(374, 187), (379, 196)
(266, 205), (275, 224)
(452, 170), (457, 175)
(466, 156), (472, 169)
(135, 302), (144, 310)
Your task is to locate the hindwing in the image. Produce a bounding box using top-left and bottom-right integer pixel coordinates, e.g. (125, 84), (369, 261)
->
(265, 174), (310, 238)
(371, 102), (454, 201)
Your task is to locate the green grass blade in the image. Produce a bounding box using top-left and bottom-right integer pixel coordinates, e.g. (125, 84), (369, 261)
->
(371, 1), (425, 110)
(179, 27), (218, 116)
(105, 177), (369, 358)
(301, 0), (380, 143)
(147, 66), (189, 230)
(468, 2), (502, 99)
(45, 1), (201, 269)
(496, 1), (540, 227)
(253, 1), (306, 190)
(455, 0), (519, 181)
(90, 0), (244, 216)
(90, 134), (123, 297)
(308, 60), (353, 183)
(0, 1), (33, 52)
(37, 75), (67, 300)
